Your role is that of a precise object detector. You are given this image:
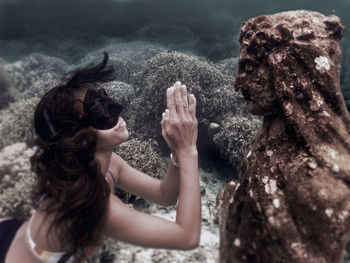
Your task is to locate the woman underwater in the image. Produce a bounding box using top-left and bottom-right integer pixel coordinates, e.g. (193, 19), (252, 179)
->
(0, 52), (201, 263)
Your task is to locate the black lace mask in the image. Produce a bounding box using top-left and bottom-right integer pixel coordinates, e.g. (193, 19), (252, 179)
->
(82, 88), (123, 130)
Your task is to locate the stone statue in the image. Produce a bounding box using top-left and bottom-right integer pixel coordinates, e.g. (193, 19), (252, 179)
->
(217, 10), (350, 263)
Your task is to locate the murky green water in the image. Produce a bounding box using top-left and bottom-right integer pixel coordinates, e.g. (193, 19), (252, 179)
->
(1, 0), (349, 108)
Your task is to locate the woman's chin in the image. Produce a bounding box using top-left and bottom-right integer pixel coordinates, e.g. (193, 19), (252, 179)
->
(115, 129), (129, 145)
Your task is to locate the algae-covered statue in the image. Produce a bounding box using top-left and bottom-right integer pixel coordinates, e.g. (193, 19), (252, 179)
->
(217, 10), (350, 263)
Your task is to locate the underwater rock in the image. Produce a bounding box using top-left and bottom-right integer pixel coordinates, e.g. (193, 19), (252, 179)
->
(218, 10), (350, 263)
(4, 53), (69, 101)
(0, 143), (36, 221)
(129, 51), (248, 154)
(0, 98), (39, 149)
(79, 42), (167, 83)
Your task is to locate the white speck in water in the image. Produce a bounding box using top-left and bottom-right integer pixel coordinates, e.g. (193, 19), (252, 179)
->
(263, 177), (277, 194)
(249, 189), (254, 198)
(319, 190), (327, 198)
(273, 199), (280, 208)
(329, 149), (336, 159)
(234, 238), (241, 247)
(308, 161), (317, 169)
(285, 103), (293, 115)
(268, 216), (277, 226)
(319, 111), (330, 118)
(266, 150), (273, 157)
(338, 211), (349, 221)
(229, 197), (234, 204)
(275, 53), (283, 63)
(325, 208), (334, 217)
(262, 176), (268, 184)
(315, 56), (330, 71)
(332, 164), (339, 173)
(246, 150), (252, 158)
(229, 181), (236, 186)
(316, 100), (324, 107)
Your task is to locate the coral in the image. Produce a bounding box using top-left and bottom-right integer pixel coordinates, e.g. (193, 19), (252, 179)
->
(0, 143), (36, 221)
(4, 53), (69, 100)
(129, 51), (247, 153)
(0, 98), (39, 149)
(114, 138), (167, 203)
(218, 10), (350, 263)
(213, 113), (261, 167)
(102, 81), (135, 117)
(214, 57), (239, 78)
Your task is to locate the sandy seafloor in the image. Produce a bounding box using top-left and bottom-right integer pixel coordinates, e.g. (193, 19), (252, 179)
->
(106, 168), (230, 263)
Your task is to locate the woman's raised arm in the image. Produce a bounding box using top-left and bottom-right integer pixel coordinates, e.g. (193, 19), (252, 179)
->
(102, 81), (201, 249)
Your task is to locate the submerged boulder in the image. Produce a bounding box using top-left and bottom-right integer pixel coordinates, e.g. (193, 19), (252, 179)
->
(218, 10), (350, 263)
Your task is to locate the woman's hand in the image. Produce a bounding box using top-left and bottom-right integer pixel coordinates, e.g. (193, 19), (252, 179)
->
(161, 81), (198, 156)
(104, 81), (201, 249)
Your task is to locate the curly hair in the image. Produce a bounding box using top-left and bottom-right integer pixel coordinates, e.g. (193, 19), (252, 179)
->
(30, 52), (115, 260)
(235, 11), (350, 149)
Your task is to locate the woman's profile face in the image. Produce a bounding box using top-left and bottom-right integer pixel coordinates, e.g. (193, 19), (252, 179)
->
(94, 116), (129, 151)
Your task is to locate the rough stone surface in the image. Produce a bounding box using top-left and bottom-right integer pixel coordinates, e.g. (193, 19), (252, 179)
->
(218, 10), (350, 263)
(0, 98), (39, 149)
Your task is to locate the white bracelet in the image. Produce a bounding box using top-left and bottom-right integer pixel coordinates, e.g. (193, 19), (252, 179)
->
(170, 153), (179, 168)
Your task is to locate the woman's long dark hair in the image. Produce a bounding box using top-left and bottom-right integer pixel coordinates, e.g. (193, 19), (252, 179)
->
(30, 52), (115, 260)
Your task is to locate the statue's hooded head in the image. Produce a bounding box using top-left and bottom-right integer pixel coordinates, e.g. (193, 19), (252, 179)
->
(234, 10), (346, 119)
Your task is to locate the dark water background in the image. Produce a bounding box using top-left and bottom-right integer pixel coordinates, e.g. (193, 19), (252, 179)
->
(0, 0), (350, 107)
